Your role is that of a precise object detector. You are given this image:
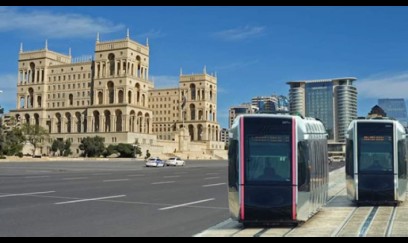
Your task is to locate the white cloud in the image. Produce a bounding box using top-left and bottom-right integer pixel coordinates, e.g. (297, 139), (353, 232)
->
(151, 75), (179, 88)
(357, 71), (408, 99)
(0, 74), (17, 112)
(136, 29), (165, 40)
(0, 7), (124, 39)
(213, 25), (266, 41)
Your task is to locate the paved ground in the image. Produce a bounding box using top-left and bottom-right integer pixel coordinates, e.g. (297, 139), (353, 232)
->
(0, 160), (229, 236)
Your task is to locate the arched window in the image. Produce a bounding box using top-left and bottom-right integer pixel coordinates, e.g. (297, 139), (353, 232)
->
(188, 124), (194, 141)
(66, 113), (72, 133)
(116, 110), (122, 132)
(97, 91), (103, 105)
(75, 112), (81, 133)
(69, 94), (74, 106)
(118, 90), (124, 103)
(190, 83), (196, 100)
(93, 111), (100, 132)
(28, 88), (34, 108)
(37, 96), (42, 108)
(55, 113), (62, 133)
(107, 81), (114, 104)
(128, 91), (132, 104)
(190, 104), (196, 120)
(104, 110), (111, 132)
(108, 53), (115, 76)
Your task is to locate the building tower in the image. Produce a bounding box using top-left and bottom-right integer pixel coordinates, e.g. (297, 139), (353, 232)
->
(287, 77), (357, 142)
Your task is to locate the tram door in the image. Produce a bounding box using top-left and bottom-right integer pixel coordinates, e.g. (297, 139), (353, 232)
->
(243, 117), (293, 221)
(357, 122), (394, 202)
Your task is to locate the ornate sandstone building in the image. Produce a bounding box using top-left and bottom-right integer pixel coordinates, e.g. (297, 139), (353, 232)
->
(10, 32), (224, 158)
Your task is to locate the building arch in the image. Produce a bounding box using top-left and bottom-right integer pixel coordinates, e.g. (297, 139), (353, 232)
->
(55, 113), (62, 133)
(190, 103), (196, 120)
(190, 83), (196, 100)
(144, 113), (150, 133)
(129, 110), (136, 132)
(108, 53), (115, 76)
(188, 124), (194, 141)
(118, 90), (124, 103)
(135, 83), (140, 104)
(107, 81), (114, 104)
(137, 111), (143, 133)
(34, 113), (40, 126)
(97, 91), (103, 105)
(128, 91), (132, 104)
(116, 110), (123, 132)
(28, 88), (34, 108)
(65, 113), (72, 133)
(104, 110), (111, 132)
(30, 62), (35, 83)
(25, 114), (30, 124)
(75, 112), (81, 133)
(93, 111), (100, 132)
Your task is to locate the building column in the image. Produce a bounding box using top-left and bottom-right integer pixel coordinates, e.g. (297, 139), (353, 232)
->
(101, 116), (106, 132)
(124, 115), (129, 132)
(87, 116), (93, 132)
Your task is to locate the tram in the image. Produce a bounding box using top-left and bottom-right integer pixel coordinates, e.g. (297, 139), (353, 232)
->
(228, 114), (329, 225)
(346, 118), (408, 205)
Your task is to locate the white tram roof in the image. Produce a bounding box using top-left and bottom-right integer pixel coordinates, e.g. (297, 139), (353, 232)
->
(347, 117), (406, 134)
(232, 114), (327, 134)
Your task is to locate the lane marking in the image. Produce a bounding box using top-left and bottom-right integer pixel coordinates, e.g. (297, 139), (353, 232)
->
(103, 179), (130, 182)
(152, 181), (175, 185)
(203, 183), (226, 187)
(62, 177), (88, 180)
(159, 198), (215, 211)
(163, 175), (180, 178)
(91, 173), (111, 176)
(24, 176), (50, 179)
(127, 174), (145, 177)
(55, 195), (126, 205)
(0, 191), (55, 198)
(204, 177), (220, 180)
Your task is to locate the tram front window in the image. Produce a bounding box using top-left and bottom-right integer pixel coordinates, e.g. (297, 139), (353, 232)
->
(358, 123), (393, 173)
(244, 117), (292, 183)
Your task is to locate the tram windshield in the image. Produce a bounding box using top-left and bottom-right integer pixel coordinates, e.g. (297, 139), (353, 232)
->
(357, 123), (393, 173)
(244, 117), (292, 183)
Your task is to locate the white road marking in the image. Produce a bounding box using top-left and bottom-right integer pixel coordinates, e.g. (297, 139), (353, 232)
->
(159, 198), (215, 211)
(91, 173), (111, 176)
(205, 173), (219, 175)
(55, 195), (126, 205)
(62, 177), (88, 180)
(103, 179), (130, 182)
(151, 181), (175, 185)
(127, 174), (145, 177)
(202, 183), (226, 187)
(164, 175), (180, 178)
(204, 177), (220, 180)
(24, 176), (50, 179)
(0, 191), (55, 198)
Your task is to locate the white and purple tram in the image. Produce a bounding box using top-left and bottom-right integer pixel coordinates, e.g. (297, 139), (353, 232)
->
(228, 114), (329, 225)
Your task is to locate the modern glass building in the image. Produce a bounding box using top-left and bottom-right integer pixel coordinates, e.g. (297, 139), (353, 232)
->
(378, 98), (408, 127)
(251, 95), (289, 114)
(287, 77), (357, 142)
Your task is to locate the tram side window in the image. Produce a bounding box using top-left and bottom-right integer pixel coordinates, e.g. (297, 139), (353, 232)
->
(298, 141), (310, 191)
(346, 139), (354, 177)
(398, 140), (407, 179)
(228, 139), (239, 187)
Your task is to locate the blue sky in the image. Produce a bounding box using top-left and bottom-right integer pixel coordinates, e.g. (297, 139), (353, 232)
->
(1, 6), (408, 128)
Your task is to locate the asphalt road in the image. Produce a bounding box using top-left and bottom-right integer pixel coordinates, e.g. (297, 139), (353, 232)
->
(0, 160), (229, 237)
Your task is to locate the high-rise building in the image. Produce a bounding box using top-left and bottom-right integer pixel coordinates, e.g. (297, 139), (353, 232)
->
(287, 77), (357, 142)
(228, 103), (257, 128)
(220, 128), (229, 147)
(9, 32), (223, 155)
(378, 98), (408, 127)
(251, 95), (289, 114)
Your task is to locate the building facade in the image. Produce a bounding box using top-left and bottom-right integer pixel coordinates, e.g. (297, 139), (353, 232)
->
(287, 77), (357, 142)
(251, 95), (289, 114)
(378, 98), (408, 127)
(228, 103), (257, 128)
(9, 34), (223, 156)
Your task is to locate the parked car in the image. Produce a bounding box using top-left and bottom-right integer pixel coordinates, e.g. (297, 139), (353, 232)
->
(145, 157), (165, 167)
(166, 157), (185, 166)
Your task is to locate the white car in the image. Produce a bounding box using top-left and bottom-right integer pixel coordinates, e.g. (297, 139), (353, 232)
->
(145, 157), (165, 167)
(166, 157), (185, 166)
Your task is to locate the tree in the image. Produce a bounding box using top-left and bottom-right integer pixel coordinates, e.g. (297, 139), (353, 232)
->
(1, 128), (25, 156)
(63, 139), (72, 157)
(79, 136), (105, 157)
(20, 123), (49, 156)
(51, 139), (64, 156)
(144, 149), (151, 160)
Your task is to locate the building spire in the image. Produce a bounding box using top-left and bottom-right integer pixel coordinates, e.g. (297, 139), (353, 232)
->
(96, 32), (100, 43)
(146, 37), (149, 47)
(126, 28), (130, 39)
(68, 47), (72, 57)
(19, 42), (23, 53)
(203, 65), (207, 74)
(45, 39), (48, 50)
(180, 67), (183, 76)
